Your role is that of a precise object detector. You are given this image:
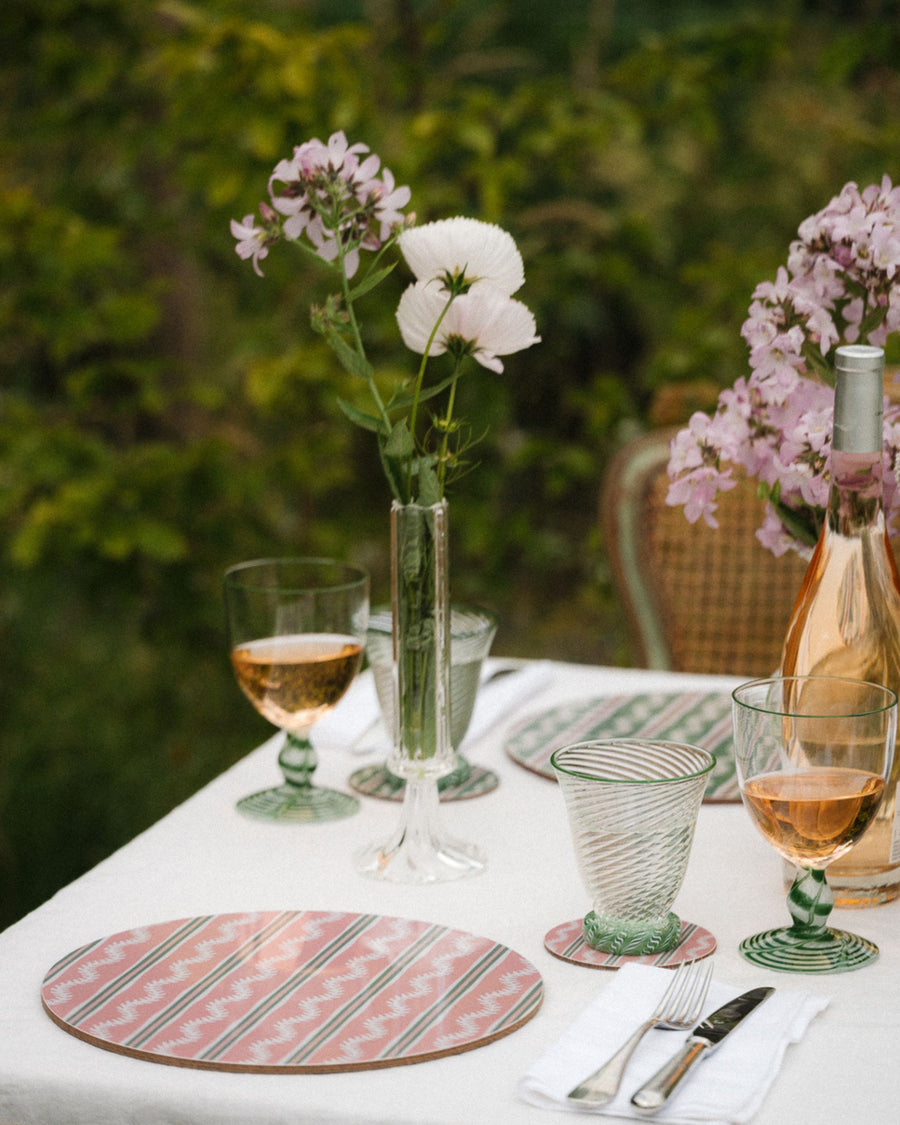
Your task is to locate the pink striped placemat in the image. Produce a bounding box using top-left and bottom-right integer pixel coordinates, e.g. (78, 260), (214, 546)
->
(41, 910), (544, 1072)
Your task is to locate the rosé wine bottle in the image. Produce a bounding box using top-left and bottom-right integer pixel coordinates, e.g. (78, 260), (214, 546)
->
(781, 344), (900, 907)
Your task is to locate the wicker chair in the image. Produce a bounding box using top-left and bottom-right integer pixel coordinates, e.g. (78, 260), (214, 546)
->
(601, 428), (811, 676)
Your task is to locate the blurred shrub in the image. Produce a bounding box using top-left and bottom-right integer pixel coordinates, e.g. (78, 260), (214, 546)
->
(2, 0), (900, 926)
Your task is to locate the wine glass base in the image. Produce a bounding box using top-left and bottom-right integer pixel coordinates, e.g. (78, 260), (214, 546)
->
(236, 785), (359, 824)
(739, 925), (879, 974)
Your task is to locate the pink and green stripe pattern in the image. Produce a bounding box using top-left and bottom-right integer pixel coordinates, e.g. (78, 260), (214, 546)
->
(505, 692), (737, 800)
(42, 910), (543, 1072)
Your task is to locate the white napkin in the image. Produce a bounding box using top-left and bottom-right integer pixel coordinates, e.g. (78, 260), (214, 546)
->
(310, 673), (380, 750)
(518, 963), (828, 1123)
(462, 660), (554, 748)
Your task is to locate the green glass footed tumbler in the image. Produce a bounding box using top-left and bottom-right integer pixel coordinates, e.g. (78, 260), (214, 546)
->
(551, 739), (714, 955)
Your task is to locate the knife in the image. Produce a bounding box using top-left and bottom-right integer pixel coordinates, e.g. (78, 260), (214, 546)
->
(630, 986), (775, 1112)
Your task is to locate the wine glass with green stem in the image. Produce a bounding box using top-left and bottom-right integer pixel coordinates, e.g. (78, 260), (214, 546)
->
(731, 675), (897, 973)
(224, 558), (369, 823)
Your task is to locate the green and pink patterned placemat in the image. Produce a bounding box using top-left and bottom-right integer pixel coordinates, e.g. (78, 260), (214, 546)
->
(42, 910), (543, 1073)
(504, 692), (737, 802)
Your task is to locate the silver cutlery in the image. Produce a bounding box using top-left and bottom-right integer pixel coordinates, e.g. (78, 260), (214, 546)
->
(630, 985), (774, 1112)
(566, 958), (713, 1107)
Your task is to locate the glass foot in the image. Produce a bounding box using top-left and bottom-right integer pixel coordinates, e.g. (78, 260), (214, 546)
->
(236, 784), (359, 823)
(583, 909), (682, 955)
(355, 778), (485, 883)
(739, 925), (879, 974)
(356, 833), (485, 884)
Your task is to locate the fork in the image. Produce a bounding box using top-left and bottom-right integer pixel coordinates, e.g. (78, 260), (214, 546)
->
(566, 958), (714, 1108)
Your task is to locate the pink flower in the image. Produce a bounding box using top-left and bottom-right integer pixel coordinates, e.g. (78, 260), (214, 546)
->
(805, 308), (839, 352)
(757, 507), (811, 559)
(371, 168), (412, 240)
(670, 175), (900, 555)
(230, 213), (270, 276)
(870, 220), (900, 277)
(666, 466), (737, 528)
(256, 131), (412, 278)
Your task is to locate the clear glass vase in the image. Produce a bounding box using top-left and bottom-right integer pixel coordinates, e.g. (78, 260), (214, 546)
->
(352, 603), (498, 798)
(355, 500), (486, 883)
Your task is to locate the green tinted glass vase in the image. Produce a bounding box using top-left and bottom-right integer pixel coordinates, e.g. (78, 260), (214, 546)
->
(355, 500), (486, 882)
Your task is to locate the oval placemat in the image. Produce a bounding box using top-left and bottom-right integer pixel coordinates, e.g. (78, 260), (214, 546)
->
(41, 910), (543, 1073)
(504, 692), (738, 802)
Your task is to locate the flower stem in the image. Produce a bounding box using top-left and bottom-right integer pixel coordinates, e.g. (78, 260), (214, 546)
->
(407, 294), (457, 497)
(437, 364), (462, 495)
(338, 265), (392, 432)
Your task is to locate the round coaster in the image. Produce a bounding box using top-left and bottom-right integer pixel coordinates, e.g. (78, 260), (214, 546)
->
(544, 918), (717, 969)
(41, 910), (543, 1072)
(348, 762), (500, 802)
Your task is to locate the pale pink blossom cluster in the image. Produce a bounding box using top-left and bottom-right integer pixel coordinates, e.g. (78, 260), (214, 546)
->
(231, 131), (411, 278)
(231, 132), (539, 503)
(667, 176), (900, 557)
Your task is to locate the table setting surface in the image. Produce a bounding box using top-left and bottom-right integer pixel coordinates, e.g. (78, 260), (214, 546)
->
(1, 659), (897, 1125)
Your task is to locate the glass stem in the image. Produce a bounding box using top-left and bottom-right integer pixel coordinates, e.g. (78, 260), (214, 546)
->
(787, 867), (834, 935)
(278, 730), (317, 791)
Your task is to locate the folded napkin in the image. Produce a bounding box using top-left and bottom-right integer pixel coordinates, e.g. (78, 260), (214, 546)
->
(518, 963), (828, 1123)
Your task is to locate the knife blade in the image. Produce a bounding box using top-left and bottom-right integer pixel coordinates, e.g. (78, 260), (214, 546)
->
(630, 986), (774, 1113)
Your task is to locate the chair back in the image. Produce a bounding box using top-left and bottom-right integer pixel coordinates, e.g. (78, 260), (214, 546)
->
(601, 428), (810, 675)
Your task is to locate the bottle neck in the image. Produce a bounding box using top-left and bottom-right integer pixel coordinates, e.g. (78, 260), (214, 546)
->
(826, 359), (885, 537)
(827, 448), (885, 536)
(833, 352), (883, 453)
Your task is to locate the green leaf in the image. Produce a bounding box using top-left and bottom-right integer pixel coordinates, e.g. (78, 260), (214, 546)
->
(771, 497), (821, 548)
(323, 328), (373, 381)
(348, 262), (398, 301)
(384, 420), (416, 458)
(389, 370), (459, 410)
(378, 443), (408, 503)
(415, 460), (442, 505)
(336, 397), (386, 434)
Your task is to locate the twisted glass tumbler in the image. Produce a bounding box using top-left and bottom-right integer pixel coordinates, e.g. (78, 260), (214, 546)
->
(552, 739), (714, 955)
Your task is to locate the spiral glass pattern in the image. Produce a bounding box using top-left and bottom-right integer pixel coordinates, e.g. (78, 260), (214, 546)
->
(551, 739), (714, 955)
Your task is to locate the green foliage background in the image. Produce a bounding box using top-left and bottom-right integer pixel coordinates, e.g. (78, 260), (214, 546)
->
(2, 0), (899, 928)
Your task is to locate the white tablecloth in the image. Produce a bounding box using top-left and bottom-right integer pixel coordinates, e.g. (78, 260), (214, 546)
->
(0, 662), (896, 1124)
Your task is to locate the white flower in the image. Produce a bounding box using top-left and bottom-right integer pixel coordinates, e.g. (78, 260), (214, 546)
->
(396, 281), (540, 373)
(398, 218), (525, 294)
(233, 134), (539, 502)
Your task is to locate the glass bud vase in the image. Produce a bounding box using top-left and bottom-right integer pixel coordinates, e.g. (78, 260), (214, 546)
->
(355, 500), (486, 883)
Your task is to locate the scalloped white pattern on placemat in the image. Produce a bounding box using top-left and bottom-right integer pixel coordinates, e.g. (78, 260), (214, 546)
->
(504, 692), (737, 801)
(41, 910), (544, 1072)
